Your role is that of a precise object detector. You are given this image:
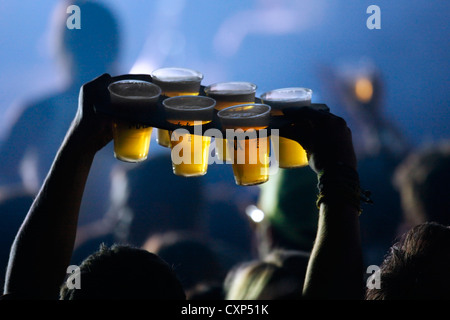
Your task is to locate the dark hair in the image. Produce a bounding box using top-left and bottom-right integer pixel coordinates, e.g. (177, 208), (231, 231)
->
(366, 222), (450, 300)
(60, 244), (186, 300)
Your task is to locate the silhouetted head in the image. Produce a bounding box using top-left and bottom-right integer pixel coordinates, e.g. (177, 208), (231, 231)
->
(318, 59), (384, 129)
(60, 244), (186, 300)
(335, 60), (384, 124)
(394, 141), (450, 228)
(51, 0), (120, 82)
(366, 222), (450, 300)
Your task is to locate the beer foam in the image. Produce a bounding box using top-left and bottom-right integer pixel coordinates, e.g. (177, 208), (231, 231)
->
(206, 82), (256, 92)
(260, 87), (312, 102)
(205, 82), (257, 101)
(151, 67), (203, 82)
(260, 87), (312, 110)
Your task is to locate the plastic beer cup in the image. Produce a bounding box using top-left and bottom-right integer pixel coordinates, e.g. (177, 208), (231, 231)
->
(204, 82), (257, 162)
(162, 95), (216, 177)
(108, 79), (161, 162)
(151, 67), (203, 148)
(217, 104), (271, 186)
(260, 87), (312, 168)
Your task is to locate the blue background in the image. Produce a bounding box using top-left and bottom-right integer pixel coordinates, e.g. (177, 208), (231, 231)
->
(0, 0), (448, 145)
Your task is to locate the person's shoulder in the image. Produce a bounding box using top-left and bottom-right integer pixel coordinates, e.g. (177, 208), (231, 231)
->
(0, 292), (60, 300)
(3, 96), (52, 126)
(4, 91), (74, 131)
(0, 292), (27, 300)
(0, 293), (11, 300)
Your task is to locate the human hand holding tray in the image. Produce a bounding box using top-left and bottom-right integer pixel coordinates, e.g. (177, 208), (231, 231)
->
(93, 74), (330, 136)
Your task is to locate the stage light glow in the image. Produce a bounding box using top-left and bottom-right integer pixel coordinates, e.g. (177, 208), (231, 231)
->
(354, 77), (373, 103)
(246, 205), (265, 223)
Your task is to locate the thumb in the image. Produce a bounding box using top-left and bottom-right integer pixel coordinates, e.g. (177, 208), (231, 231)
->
(81, 73), (112, 114)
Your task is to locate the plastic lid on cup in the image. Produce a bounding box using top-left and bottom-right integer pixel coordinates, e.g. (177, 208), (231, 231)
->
(217, 103), (271, 128)
(151, 67), (204, 82)
(260, 87), (312, 109)
(108, 80), (162, 115)
(108, 80), (161, 100)
(162, 95), (216, 122)
(205, 82), (257, 94)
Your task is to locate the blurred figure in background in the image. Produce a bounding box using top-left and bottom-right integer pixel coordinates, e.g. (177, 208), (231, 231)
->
(143, 231), (226, 299)
(319, 59), (410, 266)
(71, 153), (204, 264)
(73, 152), (253, 277)
(0, 1), (121, 228)
(255, 166), (318, 258)
(114, 153), (206, 247)
(224, 249), (309, 300)
(393, 140), (450, 234)
(200, 160), (256, 262)
(221, 162), (318, 300)
(326, 60), (409, 158)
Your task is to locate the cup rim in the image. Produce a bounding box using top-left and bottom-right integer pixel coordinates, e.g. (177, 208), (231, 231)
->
(108, 79), (162, 100)
(151, 67), (204, 82)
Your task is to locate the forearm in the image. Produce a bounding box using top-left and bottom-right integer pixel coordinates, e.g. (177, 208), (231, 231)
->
(279, 106), (364, 299)
(302, 203), (364, 299)
(302, 160), (364, 299)
(4, 124), (96, 298)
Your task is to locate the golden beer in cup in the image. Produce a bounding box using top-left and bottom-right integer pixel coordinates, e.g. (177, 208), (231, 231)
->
(260, 88), (312, 168)
(204, 82), (257, 162)
(151, 67), (204, 148)
(108, 80), (161, 162)
(217, 104), (271, 186)
(162, 96), (216, 177)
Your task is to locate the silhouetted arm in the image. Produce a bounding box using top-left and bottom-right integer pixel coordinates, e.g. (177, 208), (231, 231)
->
(302, 202), (363, 299)
(283, 107), (364, 299)
(3, 74), (112, 299)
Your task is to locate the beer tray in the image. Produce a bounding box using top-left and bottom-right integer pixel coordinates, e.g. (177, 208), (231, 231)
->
(93, 74), (329, 135)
